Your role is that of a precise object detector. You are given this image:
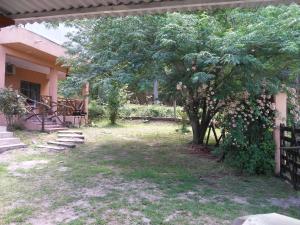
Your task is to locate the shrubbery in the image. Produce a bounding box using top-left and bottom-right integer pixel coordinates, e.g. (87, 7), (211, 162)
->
(216, 91), (276, 174)
(88, 102), (182, 121)
(88, 100), (106, 121)
(0, 88), (27, 130)
(120, 104), (182, 118)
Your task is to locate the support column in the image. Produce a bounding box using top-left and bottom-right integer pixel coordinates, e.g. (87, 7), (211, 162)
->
(0, 46), (6, 88)
(274, 92), (287, 175)
(47, 68), (58, 108)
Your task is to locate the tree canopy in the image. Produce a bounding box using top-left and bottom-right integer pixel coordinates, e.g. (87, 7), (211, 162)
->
(60, 4), (300, 145)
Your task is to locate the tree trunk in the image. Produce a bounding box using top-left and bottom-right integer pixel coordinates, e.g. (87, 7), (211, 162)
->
(198, 117), (211, 144)
(187, 105), (213, 144)
(190, 116), (202, 144)
(187, 106), (202, 144)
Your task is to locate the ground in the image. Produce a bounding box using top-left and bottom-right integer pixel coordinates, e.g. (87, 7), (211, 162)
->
(0, 121), (299, 225)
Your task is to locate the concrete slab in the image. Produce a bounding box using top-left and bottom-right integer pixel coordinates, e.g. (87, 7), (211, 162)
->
(232, 213), (300, 225)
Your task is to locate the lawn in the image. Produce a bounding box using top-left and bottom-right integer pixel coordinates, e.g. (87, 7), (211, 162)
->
(0, 121), (299, 225)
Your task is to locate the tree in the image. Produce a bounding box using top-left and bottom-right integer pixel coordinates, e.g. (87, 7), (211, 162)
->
(60, 16), (165, 103)
(60, 4), (300, 144)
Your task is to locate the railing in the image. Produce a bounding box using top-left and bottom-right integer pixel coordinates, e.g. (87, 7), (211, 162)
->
(57, 98), (86, 116)
(57, 98), (87, 125)
(22, 95), (58, 132)
(22, 93), (87, 131)
(280, 124), (300, 190)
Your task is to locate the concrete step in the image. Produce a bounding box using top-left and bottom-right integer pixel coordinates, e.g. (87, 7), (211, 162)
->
(58, 130), (83, 135)
(36, 145), (65, 151)
(0, 138), (22, 145)
(0, 144), (27, 153)
(48, 141), (76, 148)
(32, 121), (57, 125)
(45, 127), (69, 133)
(0, 132), (13, 138)
(43, 124), (63, 127)
(0, 126), (7, 132)
(56, 138), (84, 144)
(58, 134), (85, 139)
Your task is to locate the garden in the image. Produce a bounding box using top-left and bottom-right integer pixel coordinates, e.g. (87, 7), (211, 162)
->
(0, 121), (300, 224)
(0, 3), (300, 225)
(60, 4), (300, 175)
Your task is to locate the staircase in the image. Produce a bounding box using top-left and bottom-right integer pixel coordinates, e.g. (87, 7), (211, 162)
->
(37, 130), (85, 150)
(0, 126), (26, 153)
(24, 116), (68, 133)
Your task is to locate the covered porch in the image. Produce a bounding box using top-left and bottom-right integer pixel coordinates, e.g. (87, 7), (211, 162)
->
(0, 27), (88, 131)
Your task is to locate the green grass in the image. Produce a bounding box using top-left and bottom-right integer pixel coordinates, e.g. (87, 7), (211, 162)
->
(3, 207), (33, 224)
(0, 120), (299, 225)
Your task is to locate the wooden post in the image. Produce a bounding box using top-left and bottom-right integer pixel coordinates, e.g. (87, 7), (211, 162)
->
(47, 68), (58, 111)
(274, 92), (287, 175)
(82, 82), (89, 124)
(173, 100), (177, 119)
(153, 79), (159, 104)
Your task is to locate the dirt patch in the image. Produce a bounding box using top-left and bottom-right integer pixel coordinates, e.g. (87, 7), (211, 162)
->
(8, 160), (49, 171)
(57, 166), (69, 172)
(7, 160), (49, 177)
(185, 144), (216, 159)
(27, 206), (80, 225)
(27, 199), (91, 225)
(102, 208), (151, 225)
(176, 192), (248, 206)
(269, 197), (300, 209)
(164, 211), (192, 222)
(231, 196), (249, 205)
(81, 186), (108, 198)
(80, 176), (163, 205)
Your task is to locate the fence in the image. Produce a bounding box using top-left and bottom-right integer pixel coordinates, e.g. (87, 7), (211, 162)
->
(280, 124), (300, 190)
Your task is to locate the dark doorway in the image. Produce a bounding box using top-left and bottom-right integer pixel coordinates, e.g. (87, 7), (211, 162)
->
(20, 81), (41, 103)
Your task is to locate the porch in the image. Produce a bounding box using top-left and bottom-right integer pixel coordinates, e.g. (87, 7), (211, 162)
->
(0, 27), (88, 131)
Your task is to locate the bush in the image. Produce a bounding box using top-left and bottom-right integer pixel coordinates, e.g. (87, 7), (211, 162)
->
(216, 91), (276, 175)
(88, 100), (106, 121)
(120, 104), (182, 118)
(218, 125), (275, 174)
(106, 82), (129, 125)
(0, 88), (27, 130)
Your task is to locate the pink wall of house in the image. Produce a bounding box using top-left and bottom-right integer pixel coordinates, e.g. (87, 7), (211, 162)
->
(0, 27), (68, 126)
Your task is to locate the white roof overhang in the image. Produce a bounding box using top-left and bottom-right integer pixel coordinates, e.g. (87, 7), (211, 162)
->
(0, 0), (299, 27)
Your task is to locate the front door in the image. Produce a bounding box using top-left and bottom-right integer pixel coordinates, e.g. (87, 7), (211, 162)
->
(20, 81), (41, 103)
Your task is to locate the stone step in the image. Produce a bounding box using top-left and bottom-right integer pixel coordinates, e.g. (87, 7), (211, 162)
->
(56, 138), (84, 144)
(0, 144), (27, 153)
(45, 128), (69, 133)
(32, 121), (57, 125)
(58, 134), (85, 139)
(36, 145), (65, 151)
(43, 124), (63, 127)
(0, 138), (22, 145)
(48, 141), (76, 148)
(0, 132), (13, 138)
(0, 126), (7, 132)
(58, 130), (83, 135)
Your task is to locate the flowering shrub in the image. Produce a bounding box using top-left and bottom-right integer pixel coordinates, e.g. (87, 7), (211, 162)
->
(0, 88), (27, 130)
(217, 91), (276, 174)
(286, 87), (300, 126)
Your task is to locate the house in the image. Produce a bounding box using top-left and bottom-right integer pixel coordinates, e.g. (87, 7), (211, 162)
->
(0, 27), (88, 132)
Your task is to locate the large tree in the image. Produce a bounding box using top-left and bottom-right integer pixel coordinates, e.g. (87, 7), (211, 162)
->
(61, 4), (300, 144)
